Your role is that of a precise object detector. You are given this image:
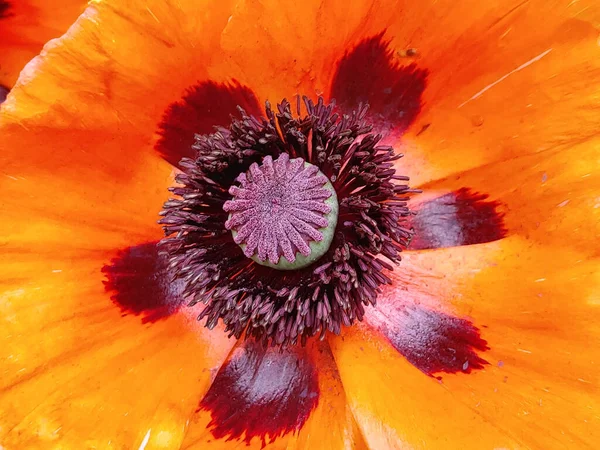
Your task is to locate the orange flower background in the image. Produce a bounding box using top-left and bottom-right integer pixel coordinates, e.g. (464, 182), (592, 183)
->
(1, 0), (600, 448)
(0, 0), (86, 99)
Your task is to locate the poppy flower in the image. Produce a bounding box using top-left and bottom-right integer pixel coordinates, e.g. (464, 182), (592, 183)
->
(1, 0), (599, 448)
(0, 0), (86, 102)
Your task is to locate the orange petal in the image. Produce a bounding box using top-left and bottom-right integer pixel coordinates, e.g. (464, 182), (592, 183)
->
(290, 342), (368, 450)
(330, 236), (600, 449)
(213, 0), (402, 102)
(0, 253), (236, 448)
(4, 0), (428, 169)
(382, 0), (600, 185)
(0, 0), (86, 90)
(0, 119), (233, 448)
(1, 0), (238, 134)
(330, 325), (521, 449)
(0, 125), (172, 252)
(418, 140), (600, 256)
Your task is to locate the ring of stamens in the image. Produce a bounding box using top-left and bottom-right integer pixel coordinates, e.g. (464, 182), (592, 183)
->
(223, 153), (338, 270)
(159, 97), (415, 346)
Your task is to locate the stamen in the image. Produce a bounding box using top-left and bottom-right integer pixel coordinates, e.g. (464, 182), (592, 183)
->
(223, 153), (338, 269)
(159, 97), (415, 346)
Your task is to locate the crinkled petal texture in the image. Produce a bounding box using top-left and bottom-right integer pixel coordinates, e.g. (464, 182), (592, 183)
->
(1, 0), (600, 449)
(0, 0), (86, 92)
(392, 0), (600, 185)
(0, 127), (237, 448)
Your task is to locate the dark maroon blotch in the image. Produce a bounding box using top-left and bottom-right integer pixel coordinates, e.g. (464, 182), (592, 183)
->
(102, 242), (185, 323)
(372, 302), (488, 376)
(0, 1), (11, 19)
(155, 81), (262, 167)
(409, 188), (507, 250)
(330, 33), (428, 133)
(199, 340), (319, 445)
(0, 84), (9, 104)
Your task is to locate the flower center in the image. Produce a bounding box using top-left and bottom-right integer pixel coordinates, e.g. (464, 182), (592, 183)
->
(223, 153), (338, 270)
(159, 97), (415, 346)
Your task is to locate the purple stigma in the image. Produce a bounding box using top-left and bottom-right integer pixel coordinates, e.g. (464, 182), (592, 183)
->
(223, 153), (337, 266)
